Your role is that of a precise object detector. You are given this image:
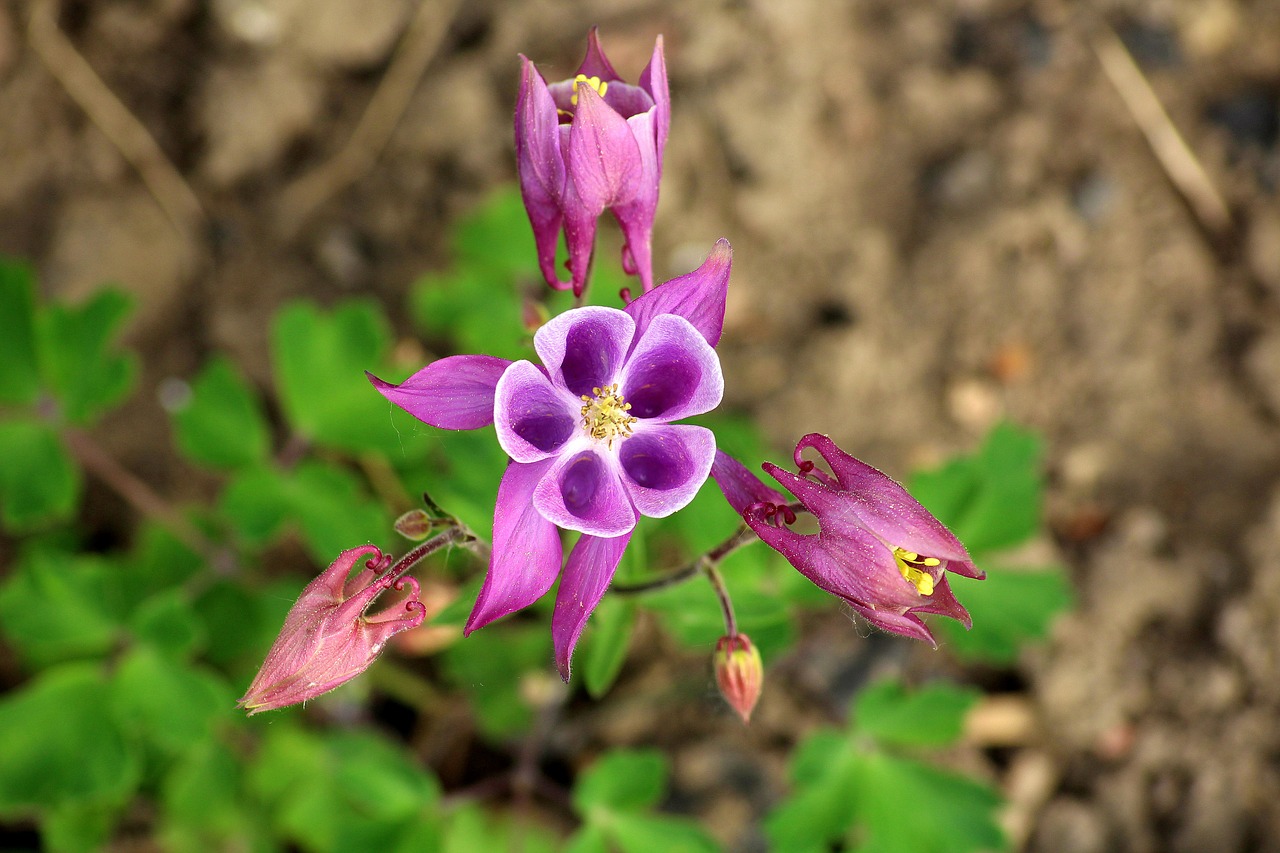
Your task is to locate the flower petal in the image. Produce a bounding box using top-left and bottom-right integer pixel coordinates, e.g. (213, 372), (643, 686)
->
(534, 306), (635, 398)
(367, 355), (511, 430)
(534, 445), (637, 537)
(552, 530), (632, 681)
(910, 574), (973, 629)
(794, 434), (976, 569)
(710, 450), (789, 516)
(845, 600), (938, 646)
(625, 239), (732, 347)
(618, 314), (723, 422)
(515, 56), (569, 291)
(638, 35), (669, 171)
(620, 424), (715, 518)
(611, 109), (659, 292)
(465, 459), (564, 635)
(575, 26), (623, 82)
(494, 360), (579, 463)
(565, 82), (643, 216)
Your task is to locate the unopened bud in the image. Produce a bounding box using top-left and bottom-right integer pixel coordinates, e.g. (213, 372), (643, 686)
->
(238, 546), (426, 715)
(714, 633), (763, 724)
(394, 509), (435, 541)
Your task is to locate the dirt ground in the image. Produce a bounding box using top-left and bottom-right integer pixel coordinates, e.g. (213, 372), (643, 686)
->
(3, 0), (1280, 850)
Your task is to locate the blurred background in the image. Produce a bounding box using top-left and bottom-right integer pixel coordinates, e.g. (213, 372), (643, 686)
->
(2, 0), (1280, 850)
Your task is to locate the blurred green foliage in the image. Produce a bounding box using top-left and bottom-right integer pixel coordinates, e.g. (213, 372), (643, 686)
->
(0, 188), (1068, 852)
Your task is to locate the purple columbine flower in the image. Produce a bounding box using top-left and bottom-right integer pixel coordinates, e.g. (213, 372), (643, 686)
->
(369, 240), (732, 678)
(516, 27), (668, 298)
(742, 434), (984, 646)
(238, 546), (426, 715)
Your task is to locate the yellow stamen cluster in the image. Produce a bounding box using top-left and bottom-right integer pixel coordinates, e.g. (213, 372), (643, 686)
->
(892, 548), (941, 596)
(570, 74), (608, 106)
(580, 384), (636, 447)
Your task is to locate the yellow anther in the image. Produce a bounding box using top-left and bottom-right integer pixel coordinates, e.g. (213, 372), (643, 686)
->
(579, 383), (636, 448)
(892, 547), (938, 596)
(570, 74), (608, 106)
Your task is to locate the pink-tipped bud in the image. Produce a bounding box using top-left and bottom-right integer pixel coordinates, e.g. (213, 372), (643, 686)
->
(714, 633), (763, 724)
(238, 545), (426, 715)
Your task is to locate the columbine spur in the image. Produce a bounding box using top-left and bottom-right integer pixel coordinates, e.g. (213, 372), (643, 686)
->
(370, 240), (732, 677)
(516, 27), (668, 298)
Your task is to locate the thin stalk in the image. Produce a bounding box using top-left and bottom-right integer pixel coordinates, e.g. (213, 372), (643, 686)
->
(386, 525), (467, 582)
(702, 561), (737, 638)
(612, 524), (760, 594)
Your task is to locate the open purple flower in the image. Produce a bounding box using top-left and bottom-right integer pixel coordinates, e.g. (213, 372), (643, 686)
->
(517, 27), (668, 298)
(369, 241), (732, 678)
(239, 546), (426, 715)
(743, 434), (984, 646)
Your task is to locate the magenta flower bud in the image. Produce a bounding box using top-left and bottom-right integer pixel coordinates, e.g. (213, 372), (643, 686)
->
(238, 545), (426, 715)
(714, 633), (763, 724)
(744, 434), (985, 646)
(516, 27), (669, 298)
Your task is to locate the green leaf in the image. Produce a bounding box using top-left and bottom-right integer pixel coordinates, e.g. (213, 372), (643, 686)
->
(128, 588), (203, 658)
(328, 731), (440, 820)
(219, 460), (389, 564)
(0, 418), (81, 530)
(444, 805), (561, 853)
(0, 258), (41, 404)
(452, 185), (539, 274)
(850, 752), (1005, 853)
(192, 579), (276, 667)
(0, 664), (140, 811)
(609, 813), (722, 853)
(581, 595), (636, 699)
(109, 648), (232, 756)
(171, 356), (271, 469)
(909, 423), (1043, 555)
(36, 288), (137, 424)
(440, 621), (551, 739)
(249, 726), (442, 852)
(852, 680), (980, 748)
(936, 567), (1074, 663)
(766, 732), (857, 853)
(271, 299), (404, 454)
(573, 749), (667, 816)
(160, 739), (241, 829)
(564, 825), (612, 853)
(0, 547), (120, 668)
(43, 799), (120, 853)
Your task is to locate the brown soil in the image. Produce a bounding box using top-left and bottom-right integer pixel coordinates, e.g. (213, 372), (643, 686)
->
(3, 0), (1280, 850)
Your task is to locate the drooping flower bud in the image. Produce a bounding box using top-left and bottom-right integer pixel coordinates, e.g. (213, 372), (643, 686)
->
(238, 545), (426, 715)
(744, 434), (984, 646)
(714, 633), (763, 724)
(515, 27), (668, 298)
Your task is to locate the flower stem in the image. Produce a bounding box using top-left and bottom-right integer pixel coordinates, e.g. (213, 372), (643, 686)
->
(702, 560), (737, 637)
(386, 524), (467, 582)
(612, 524), (759, 594)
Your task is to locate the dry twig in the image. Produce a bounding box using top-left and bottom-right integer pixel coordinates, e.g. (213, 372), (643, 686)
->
(1093, 22), (1233, 239)
(27, 0), (205, 241)
(274, 0), (461, 237)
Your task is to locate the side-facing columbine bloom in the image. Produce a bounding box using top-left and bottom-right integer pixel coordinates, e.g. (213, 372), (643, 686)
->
(517, 27), (668, 297)
(370, 240), (732, 678)
(238, 546), (426, 715)
(742, 434), (983, 646)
